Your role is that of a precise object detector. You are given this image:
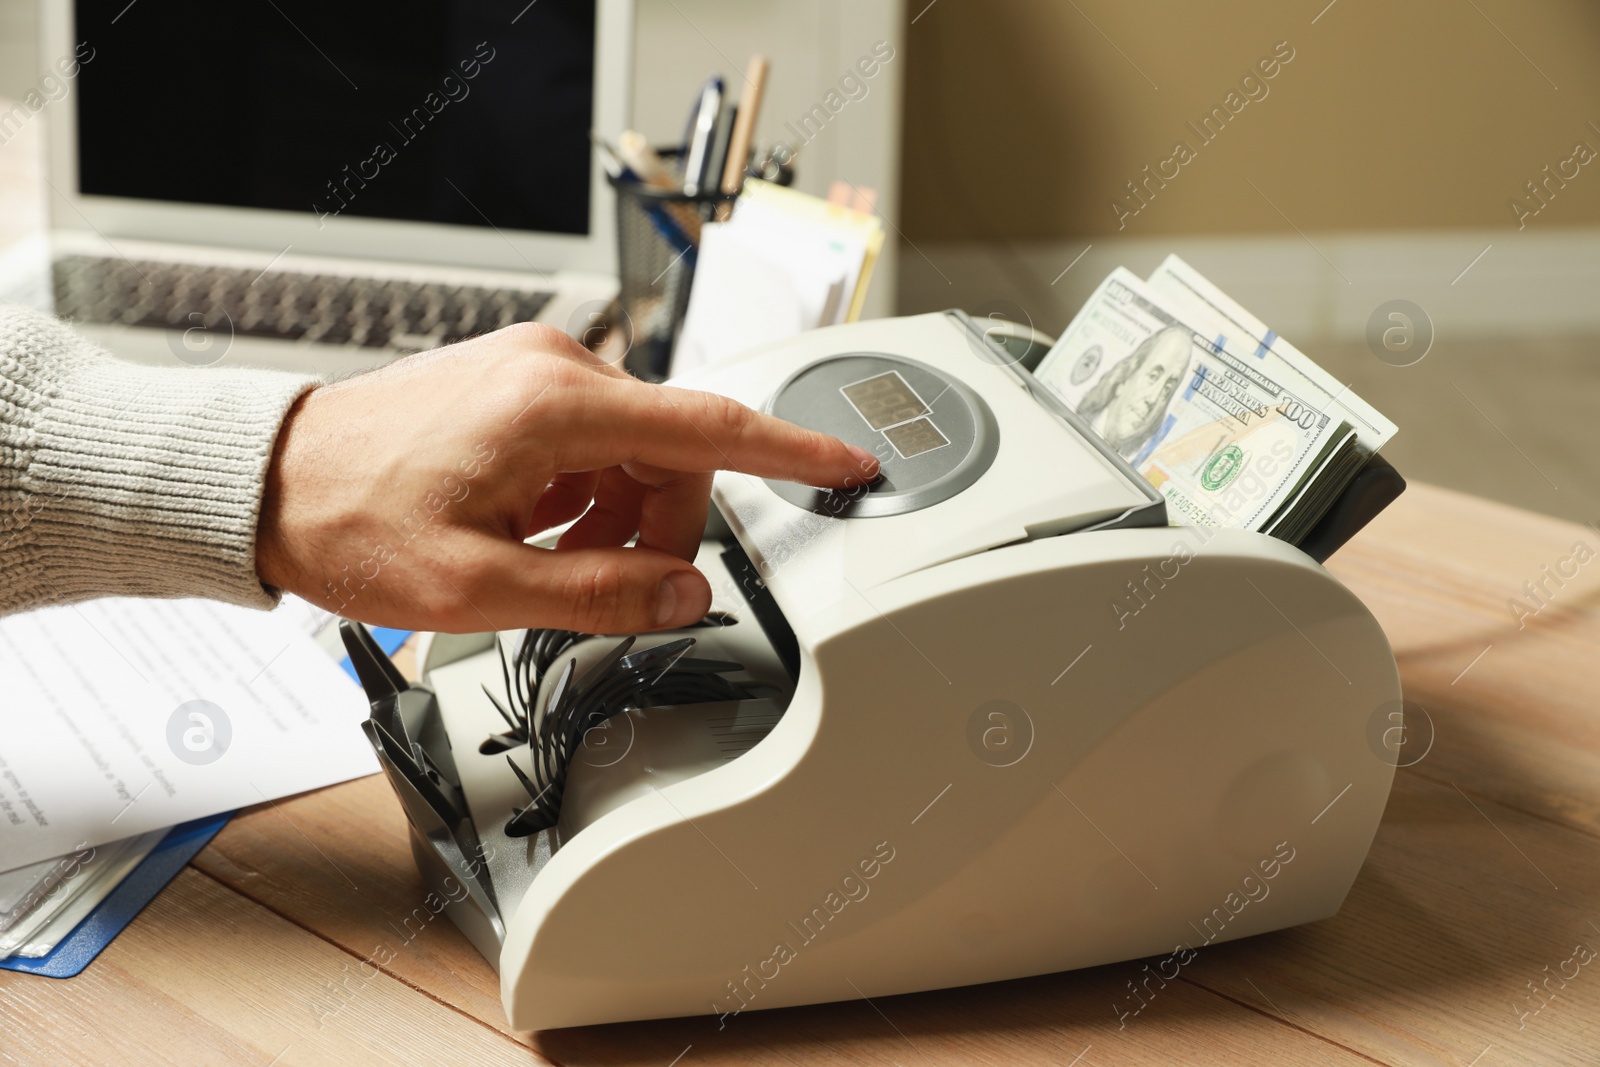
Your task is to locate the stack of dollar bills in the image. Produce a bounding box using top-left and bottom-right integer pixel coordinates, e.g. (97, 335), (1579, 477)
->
(1034, 255), (1395, 543)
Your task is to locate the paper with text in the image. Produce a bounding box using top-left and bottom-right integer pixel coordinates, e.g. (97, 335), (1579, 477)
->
(0, 598), (376, 873)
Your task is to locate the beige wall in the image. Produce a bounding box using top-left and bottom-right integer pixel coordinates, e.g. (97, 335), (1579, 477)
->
(900, 0), (1600, 240)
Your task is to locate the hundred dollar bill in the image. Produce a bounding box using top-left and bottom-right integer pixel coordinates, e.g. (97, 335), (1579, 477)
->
(1146, 254), (1397, 454)
(1143, 255), (1397, 541)
(1035, 268), (1354, 533)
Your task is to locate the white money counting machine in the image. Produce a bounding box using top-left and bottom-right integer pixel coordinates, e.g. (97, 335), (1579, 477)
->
(342, 311), (1408, 1030)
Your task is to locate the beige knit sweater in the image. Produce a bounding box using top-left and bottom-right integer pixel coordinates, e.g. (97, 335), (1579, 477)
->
(0, 304), (318, 615)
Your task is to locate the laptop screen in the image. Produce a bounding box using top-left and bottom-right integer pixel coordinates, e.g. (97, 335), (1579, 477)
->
(72, 0), (595, 237)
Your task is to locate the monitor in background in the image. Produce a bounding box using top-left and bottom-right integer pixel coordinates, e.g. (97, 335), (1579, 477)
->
(73, 0), (596, 238)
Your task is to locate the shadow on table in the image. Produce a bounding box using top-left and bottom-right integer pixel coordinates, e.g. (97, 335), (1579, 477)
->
(534, 957), (1243, 1066)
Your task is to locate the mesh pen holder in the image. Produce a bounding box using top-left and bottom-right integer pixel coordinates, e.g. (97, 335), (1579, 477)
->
(608, 148), (735, 381)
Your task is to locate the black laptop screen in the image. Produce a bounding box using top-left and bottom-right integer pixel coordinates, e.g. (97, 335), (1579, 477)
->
(73, 0), (595, 236)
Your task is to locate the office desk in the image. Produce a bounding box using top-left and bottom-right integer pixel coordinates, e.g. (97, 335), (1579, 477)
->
(2, 482), (1598, 1066)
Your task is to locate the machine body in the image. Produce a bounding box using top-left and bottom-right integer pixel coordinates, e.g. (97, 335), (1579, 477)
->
(346, 312), (1402, 1031)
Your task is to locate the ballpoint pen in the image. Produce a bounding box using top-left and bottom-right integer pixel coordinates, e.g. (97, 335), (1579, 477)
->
(680, 75), (724, 197)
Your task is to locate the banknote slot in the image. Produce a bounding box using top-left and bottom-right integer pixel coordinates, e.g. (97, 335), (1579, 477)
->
(948, 310), (1166, 536)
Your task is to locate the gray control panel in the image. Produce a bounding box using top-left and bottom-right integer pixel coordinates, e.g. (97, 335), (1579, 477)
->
(764, 353), (999, 517)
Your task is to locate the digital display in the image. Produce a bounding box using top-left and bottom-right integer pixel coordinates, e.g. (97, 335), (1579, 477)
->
(884, 417), (950, 459)
(840, 372), (929, 430)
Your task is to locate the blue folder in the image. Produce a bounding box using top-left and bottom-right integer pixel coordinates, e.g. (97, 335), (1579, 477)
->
(0, 812), (232, 978)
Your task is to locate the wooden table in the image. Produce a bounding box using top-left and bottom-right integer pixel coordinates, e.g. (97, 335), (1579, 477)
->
(3, 482), (1599, 1066)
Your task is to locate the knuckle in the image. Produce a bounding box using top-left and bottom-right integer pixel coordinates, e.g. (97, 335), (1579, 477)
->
(499, 354), (589, 425)
(563, 559), (635, 633)
(499, 320), (612, 372)
(698, 391), (755, 444)
(496, 320), (571, 353)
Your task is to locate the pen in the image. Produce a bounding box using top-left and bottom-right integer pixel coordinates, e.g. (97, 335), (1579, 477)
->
(681, 75), (724, 197)
(708, 103), (737, 201)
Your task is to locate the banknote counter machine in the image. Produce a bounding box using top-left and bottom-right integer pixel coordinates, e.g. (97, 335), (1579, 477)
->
(343, 311), (1408, 1030)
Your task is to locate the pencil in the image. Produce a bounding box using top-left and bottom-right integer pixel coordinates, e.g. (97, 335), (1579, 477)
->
(716, 54), (770, 220)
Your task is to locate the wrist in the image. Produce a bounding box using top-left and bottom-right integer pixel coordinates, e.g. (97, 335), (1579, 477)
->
(256, 386), (318, 595)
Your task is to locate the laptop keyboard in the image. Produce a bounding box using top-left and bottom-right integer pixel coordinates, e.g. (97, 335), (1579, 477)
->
(52, 255), (555, 351)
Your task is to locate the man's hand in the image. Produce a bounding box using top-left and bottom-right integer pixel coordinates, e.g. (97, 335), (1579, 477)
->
(256, 323), (878, 634)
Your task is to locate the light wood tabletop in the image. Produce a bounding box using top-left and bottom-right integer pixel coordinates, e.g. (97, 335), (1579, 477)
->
(3, 481), (1599, 1066)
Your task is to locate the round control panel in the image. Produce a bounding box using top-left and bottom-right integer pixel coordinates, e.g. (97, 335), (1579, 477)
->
(763, 353), (999, 517)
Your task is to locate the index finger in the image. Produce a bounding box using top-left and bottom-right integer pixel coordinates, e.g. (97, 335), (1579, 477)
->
(551, 377), (881, 487)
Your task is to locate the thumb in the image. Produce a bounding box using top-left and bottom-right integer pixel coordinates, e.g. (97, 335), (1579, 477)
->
(450, 537), (712, 634)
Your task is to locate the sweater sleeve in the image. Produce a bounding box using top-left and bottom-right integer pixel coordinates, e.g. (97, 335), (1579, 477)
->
(0, 303), (320, 614)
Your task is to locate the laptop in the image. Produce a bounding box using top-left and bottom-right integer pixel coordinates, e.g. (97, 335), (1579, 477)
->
(40, 0), (631, 374)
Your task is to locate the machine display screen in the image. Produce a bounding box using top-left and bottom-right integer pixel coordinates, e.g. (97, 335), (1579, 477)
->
(765, 352), (998, 518)
(840, 372), (929, 430)
(883, 417), (949, 459)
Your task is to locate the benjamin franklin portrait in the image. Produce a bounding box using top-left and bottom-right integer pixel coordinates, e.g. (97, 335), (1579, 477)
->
(1077, 325), (1192, 459)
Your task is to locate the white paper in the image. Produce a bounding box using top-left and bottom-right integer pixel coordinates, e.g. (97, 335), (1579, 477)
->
(672, 183), (883, 375)
(0, 598), (377, 874)
(273, 593), (338, 638)
(729, 193), (873, 327)
(673, 222), (843, 374)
